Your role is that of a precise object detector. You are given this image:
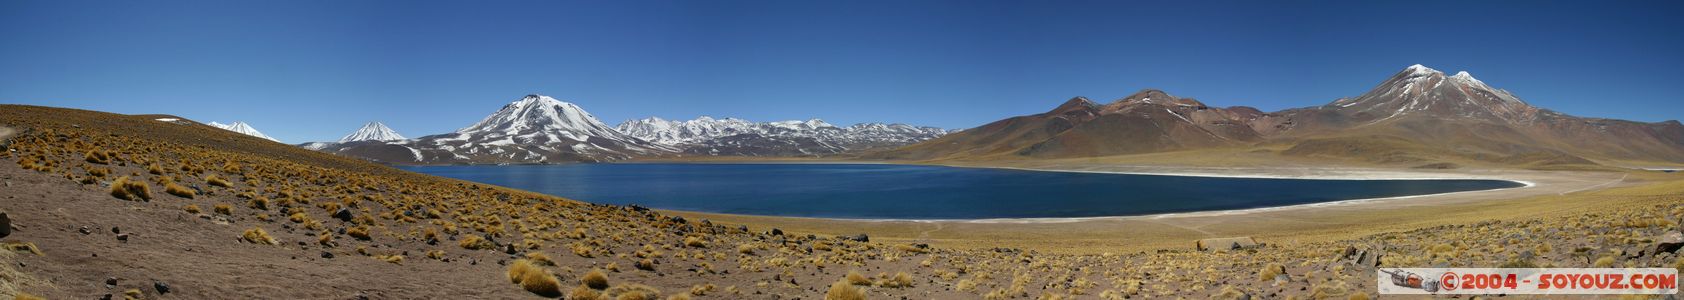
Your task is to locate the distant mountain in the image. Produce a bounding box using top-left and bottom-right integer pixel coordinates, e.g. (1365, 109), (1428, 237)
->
(615, 116), (949, 156)
(1263, 64), (1684, 165)
(313, 95), (672, 164)
(207, 121), (280, 142)
(296, 121), (407, 151)
(339, 121), (406, 143)
(876, 64), (1684, 167)
(871, 90), (1265, 160)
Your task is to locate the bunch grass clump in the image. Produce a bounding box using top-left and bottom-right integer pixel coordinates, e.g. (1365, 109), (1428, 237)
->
(507, 259), (563, 297)
(459, 235), (494, 250)
(826, 279), (866, 300)
(241, 227), (276, 245)
(582, 268), (610, 289)
(206, 174), (232, 188)
(163, 181), (195, 199)
(109, 176), (152, 201)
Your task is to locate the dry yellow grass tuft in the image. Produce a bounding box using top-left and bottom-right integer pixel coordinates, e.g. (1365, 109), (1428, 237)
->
(683, 236), (706, 248)
(14, 292), (47, 300)
(582, 268), (610, 289)
(2, 241), (44, 256)
(84, 149), (110, 164)
(884, 271), (913, 288)
(206, 174), (232, 188)
(108, 176), (152, 201)
(568, 284), (603, 299)
(241, 227), (276, 245)
(1593, 256), (1616, 268)
(375, 254), (404, 264)
(845, 270), (871, 285)
(347, 226), (372, 241)
(506, 259), (564, 297)
(248, 197), (270, 210)
(213, 203), (233, 215)
(163, 181), (195, 198)
(604, 284), (660, 300)
(459, 235), (494, 250)
(1258, 263), (1286, 282)
(525, 252), (555, 266)
(826, 279), (866, 300)
(183, 204), (201, 214)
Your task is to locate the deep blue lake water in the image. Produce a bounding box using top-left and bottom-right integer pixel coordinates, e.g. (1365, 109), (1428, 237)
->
(399, 163), (1524, 220)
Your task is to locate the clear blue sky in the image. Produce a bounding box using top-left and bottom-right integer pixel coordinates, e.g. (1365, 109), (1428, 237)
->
(3, 0), (1681, 143)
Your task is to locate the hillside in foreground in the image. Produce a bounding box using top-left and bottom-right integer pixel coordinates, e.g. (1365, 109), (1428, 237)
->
(1, 104), (1682, 299)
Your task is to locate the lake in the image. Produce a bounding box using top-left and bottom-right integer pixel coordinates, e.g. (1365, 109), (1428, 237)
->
(399, 163), (1525, 220)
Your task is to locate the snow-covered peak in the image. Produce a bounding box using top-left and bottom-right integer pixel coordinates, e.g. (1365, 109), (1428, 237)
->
(769, 119), (836, 130)
(456, 94), (622, 140)
(1449, 71), (1487, 87)
(1405, 64), (1441, 76)
(338, 121), (407, 143)
(208, 121), (280, 142)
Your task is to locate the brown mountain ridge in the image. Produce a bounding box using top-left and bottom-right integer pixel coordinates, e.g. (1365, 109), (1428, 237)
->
(871, 65), (1684, 168)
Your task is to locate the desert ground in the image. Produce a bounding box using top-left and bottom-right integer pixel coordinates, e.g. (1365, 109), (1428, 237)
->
(2, 106), (1681, 300)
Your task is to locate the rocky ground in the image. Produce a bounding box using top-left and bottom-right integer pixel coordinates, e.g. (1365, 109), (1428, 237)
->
(0, 104), (1680, 299)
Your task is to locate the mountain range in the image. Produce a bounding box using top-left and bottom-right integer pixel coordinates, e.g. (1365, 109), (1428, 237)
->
(615, 117), (948, 156)
(305, 95), (949, 164)
(871, 64), (1684, 168)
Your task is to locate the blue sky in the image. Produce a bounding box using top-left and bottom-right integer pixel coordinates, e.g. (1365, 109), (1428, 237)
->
(2, 0), (1681, 143)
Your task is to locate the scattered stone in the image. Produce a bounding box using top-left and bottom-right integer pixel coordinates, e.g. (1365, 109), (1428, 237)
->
(116, 233), (130, 242)
(105, 277), (118, 286)
(79, 226), (92, 235)
(1196, 237), (1259, 251)
(111, 227), (120, 234)
(332, 208), (353, 222)
(770, 228), (784, 236)
(153, 281), (171, 294)
(321, 251), (335, 259)
(0, 211), (9, 238)
(1652, 232), (1684, 255)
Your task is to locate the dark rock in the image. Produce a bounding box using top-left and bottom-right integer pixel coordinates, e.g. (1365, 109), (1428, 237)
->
(111, 227), (120, 234)
(738, 225), (749, 232)
(770, 228), (784, 236)
(670, 216), (687, 224)
(105, 277), (118, 286)
(332, 208), (354, 222)
(153, 281), (171, 294)
(79, 226), (92, 235)
(1653, 232), (1684, 255)
(116, 233), (129, 242)
(0, 212), (9, 238)
(502, 244), (517, 255)
(321, 251), (334, 259)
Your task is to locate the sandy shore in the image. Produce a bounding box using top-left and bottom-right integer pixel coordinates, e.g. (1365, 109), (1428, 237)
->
(667, 161), (1652, 253)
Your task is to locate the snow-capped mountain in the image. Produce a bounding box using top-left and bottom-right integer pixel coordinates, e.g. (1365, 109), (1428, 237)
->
(207, 121), (280, 142)
(339, 121), (407, 143)
(1322, 64), (1546, 124)
(615, 116), (949, 156)
(312, 94), (672, 164)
